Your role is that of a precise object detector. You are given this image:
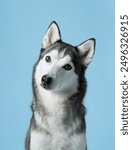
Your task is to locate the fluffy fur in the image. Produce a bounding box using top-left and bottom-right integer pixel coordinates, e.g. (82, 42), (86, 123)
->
(26, 21), (95, 150)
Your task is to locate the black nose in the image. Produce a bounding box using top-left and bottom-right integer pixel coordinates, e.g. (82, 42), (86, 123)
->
(41, 75), (53, 88)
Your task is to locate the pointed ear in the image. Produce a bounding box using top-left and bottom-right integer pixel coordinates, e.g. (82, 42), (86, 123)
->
(41, 21), (61, 49)
(77, 38), (96, 66)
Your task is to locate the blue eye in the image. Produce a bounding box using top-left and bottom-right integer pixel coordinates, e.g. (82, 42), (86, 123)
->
(63, 64), (72, 70)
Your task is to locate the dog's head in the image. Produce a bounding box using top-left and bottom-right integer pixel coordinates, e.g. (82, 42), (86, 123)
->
(33, 21), (95, 96)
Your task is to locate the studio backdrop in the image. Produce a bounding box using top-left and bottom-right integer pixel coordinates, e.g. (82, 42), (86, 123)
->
(0, 0), (114, 150)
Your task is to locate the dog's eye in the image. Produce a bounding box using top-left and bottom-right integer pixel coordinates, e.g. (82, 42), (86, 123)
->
(63, 64), (72, 71)
(45, 56), (51, 63)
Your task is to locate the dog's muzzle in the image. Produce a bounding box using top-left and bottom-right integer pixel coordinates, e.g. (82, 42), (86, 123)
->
(41, 75), (53, 89)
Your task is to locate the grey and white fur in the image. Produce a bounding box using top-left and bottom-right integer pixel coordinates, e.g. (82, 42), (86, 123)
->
(26, 21), (96, 150)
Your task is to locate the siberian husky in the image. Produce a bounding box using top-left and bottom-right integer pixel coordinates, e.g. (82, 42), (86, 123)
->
(26, 21), (96, 150)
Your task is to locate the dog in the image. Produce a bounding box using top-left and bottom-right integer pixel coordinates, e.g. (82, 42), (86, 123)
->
(26, 21), (96, 150)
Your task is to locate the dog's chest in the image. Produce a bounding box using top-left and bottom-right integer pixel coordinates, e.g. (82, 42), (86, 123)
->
(31, 91), (86, 150)
(32, 111), (86, 150)
(30, 128), (86, 150)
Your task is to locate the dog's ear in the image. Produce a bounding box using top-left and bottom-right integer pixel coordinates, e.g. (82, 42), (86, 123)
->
(41, 21), (61, 49)
(77, 38), (96, 66)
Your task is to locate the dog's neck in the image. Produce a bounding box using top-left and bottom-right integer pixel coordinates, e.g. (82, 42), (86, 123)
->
(32, 84), (86, 134)
(34, 86), (68, 115)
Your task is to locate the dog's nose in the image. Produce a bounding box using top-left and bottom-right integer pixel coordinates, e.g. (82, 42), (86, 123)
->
(41, 75), (53, 88)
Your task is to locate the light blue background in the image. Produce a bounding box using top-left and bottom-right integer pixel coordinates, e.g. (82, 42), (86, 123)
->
(0, 0), (114, 150)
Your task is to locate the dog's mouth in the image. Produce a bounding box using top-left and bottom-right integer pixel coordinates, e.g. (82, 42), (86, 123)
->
(41, 83), (52, 90)
(41, 83), (50, 90)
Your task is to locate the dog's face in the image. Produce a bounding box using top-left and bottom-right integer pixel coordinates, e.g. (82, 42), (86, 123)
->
(34, 22), (95, 96)
(35, 43), (80, 95)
